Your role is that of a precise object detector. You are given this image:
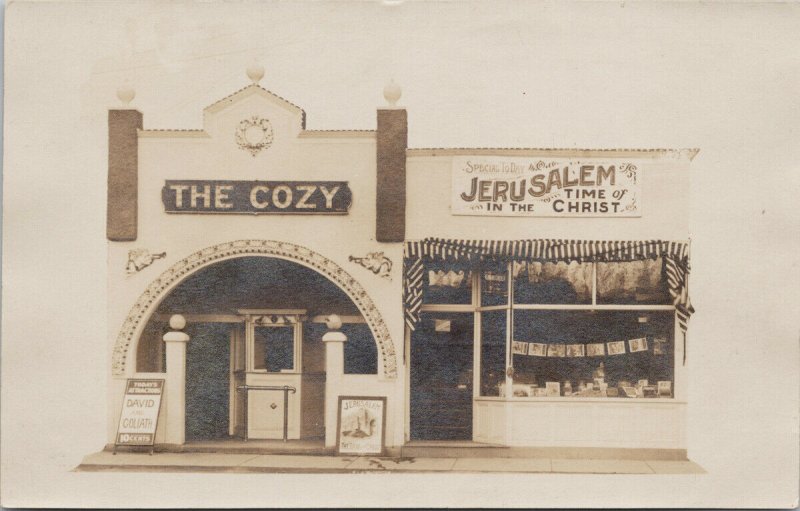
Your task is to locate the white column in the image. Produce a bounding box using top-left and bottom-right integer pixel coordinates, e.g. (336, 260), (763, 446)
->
(162, 314), (190, 446)
(322, 315), (347, 448)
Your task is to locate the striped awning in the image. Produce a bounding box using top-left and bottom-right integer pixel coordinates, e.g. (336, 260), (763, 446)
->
(403, 238), (694, 334)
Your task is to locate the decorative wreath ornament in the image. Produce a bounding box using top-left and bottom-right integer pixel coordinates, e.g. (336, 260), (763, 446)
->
(235, 116), (274, 156)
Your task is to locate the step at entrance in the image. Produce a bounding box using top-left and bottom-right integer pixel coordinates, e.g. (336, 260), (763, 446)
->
(400, 441), (510, 458)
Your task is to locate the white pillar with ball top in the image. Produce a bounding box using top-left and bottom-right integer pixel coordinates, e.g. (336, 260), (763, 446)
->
(322, 315), (347, 448)
(163, 314), (190, 446)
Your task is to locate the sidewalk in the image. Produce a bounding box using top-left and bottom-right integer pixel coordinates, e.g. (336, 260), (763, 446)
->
(76, 451), (705, 474)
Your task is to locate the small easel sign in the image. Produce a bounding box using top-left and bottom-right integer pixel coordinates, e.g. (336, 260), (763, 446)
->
(114, 379), (164, 455)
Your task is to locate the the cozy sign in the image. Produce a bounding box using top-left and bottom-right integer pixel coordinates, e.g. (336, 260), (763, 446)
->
(162, 180), (352, 214)
(115, 379), (164, 447)
(452, 157), (641, 217)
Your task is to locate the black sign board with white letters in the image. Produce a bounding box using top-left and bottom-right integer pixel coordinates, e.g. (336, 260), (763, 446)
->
(162, 180), (352, 214)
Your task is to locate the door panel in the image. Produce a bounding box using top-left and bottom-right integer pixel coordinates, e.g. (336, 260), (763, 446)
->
(230, 325), (246, 437)
(410, 313), (474, 440)
(245, 373), (301, 439)
(241, 314), (303, 439)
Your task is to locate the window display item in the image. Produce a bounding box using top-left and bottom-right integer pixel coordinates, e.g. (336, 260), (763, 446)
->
(593, 362), (606, 380)
(622, 386), (638, 398)
(606, 387), (619, 397)
(566, 344), (585, 357)
(511, 341), (528, 355)
(512, 384), (532, 397)
(658, 381), (672, 397)
(483, 271), (507, 296)
(434, 319), (451, 332)
(628, 337), (648, 352)
(529, 343), (547, 356)
(642, 385), (657, 398)
(587, 343), (605, 356)
(547, 344), (566, 357)
(545, 381), (561, 397)
(607, 341), (626, 355)
(428, 269), (469, 288)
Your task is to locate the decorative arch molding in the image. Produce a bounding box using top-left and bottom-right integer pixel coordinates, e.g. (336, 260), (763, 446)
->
(112, 240), (397, 378)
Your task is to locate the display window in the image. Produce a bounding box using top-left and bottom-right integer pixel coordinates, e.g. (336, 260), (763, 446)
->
(510, 310), (674, 398)
(417, 249), (681, 401)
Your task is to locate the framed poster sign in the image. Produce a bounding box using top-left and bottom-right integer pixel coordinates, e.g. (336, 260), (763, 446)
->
(336, 396), (387, 456)
(115, 379), (164, 450)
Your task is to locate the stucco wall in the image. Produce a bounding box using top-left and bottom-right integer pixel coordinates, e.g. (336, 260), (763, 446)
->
(106, 89), (406, 445)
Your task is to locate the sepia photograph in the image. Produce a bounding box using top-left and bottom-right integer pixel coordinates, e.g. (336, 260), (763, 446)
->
(607, 341), (627, 356)
(566, 343), (585, 357)
(2, 0), (799, 509)
(628, 337), (649, 353)
(528, 342), (547, 357)
(586, 342), (606, 357)
(511, 340), (529, 356)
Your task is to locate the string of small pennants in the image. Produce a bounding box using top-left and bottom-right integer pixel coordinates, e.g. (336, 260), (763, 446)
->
(511, 337), (669, 358)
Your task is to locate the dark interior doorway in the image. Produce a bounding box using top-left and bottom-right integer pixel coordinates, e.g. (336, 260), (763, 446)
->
(185, 322), (232, 441)
(410, 312), (474, 440)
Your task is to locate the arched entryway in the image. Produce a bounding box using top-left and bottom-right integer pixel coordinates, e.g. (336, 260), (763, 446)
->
(111, 240), (397, 447)
(112, 240), (396, 379)
(136, 256), (380, 442)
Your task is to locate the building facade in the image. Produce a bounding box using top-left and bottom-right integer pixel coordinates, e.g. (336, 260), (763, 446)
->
(106, 70), (695, 458)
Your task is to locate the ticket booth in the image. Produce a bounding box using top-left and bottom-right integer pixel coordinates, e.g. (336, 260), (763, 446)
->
(229, 310), (324, 441)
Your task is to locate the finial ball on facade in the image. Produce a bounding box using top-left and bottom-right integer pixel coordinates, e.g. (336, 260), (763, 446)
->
(247, 64), (265, 84)
(169, 314), (187, 330)
(325, 314), (343, 330)
(116, 86), (135, 105)
(384, 80), (401, 106)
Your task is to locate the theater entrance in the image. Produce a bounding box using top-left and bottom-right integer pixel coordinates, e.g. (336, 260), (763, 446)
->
(135, 256), (379, 445)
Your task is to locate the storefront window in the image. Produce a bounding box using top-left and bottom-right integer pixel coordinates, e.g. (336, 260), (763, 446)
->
(513, 261), (593, 304)
(511, 310), (674, 398)
(596, 257), (671, 304)
(415, 255), (678, 401)
(480, 310), (507, 396)
(422, 260), (472, 304)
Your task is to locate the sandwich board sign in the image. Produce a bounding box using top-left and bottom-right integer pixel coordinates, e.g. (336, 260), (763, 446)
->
(115, 379), (164, 453)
